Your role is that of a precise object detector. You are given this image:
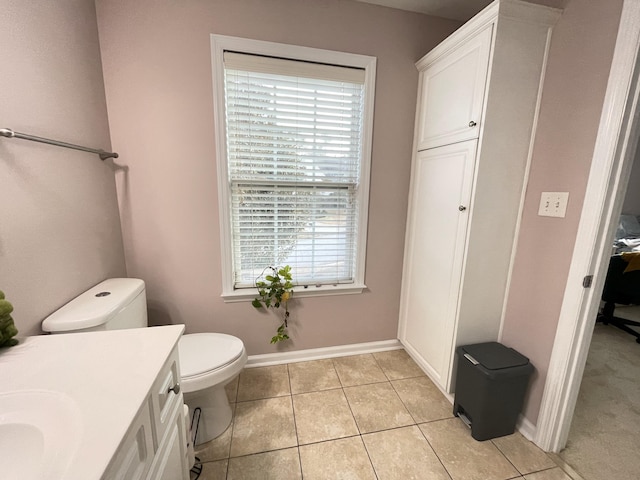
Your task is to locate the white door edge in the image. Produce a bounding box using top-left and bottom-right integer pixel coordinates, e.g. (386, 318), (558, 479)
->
(535, 0), (640, 452)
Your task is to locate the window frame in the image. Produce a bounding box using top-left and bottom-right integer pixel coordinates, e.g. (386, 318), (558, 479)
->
(211, 34), (376, 302)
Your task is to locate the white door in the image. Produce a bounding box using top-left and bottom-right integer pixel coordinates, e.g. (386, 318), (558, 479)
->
(399, 140), (476, 390)
(416, 26), (492, 151)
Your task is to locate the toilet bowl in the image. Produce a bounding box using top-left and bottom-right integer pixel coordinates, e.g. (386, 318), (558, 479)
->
(179, 333), (247, 443)
(41, 278), (247, 445)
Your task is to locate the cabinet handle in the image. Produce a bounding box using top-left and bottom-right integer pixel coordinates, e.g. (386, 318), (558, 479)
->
(468, 121), (477, 127)
(459, 205), (467, 212)
(167, 383), (181, 395)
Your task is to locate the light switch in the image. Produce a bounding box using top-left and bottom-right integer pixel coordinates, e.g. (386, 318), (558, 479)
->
(538, 192), (569, 218)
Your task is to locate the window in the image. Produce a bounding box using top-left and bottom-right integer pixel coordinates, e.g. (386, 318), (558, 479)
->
(211, 36), (376, 300)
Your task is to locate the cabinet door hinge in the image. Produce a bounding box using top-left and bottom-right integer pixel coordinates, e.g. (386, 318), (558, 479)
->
(582, 275), (594, 288)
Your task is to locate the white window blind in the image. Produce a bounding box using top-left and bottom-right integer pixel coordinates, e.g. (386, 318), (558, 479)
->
(223, 52), (366, 288)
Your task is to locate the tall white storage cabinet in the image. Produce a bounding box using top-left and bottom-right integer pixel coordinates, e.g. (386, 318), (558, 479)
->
(398, 0), (561, 393)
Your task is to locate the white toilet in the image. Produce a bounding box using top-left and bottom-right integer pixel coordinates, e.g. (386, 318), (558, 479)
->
(41, 278), (247, 445)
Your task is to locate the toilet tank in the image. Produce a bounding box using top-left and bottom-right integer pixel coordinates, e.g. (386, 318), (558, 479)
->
(42, 278), (148, 333)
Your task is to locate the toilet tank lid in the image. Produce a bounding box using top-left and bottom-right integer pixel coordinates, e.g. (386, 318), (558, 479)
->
(42, 278), (145, 332)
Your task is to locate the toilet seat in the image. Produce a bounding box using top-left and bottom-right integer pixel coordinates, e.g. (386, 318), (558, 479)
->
(178, 333), (247, 393)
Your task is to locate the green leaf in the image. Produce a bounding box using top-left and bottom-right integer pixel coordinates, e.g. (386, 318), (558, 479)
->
(252, 265), (295, 344)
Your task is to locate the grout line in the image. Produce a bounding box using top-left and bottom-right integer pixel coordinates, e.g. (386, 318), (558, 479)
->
(370, 350), (391, 382)
(387, 376), (420, 425)
(491, 439), (523, 478)
(359, 434), (380, 479)
(415, 421), (454, 480)
(328, 357), (343, 389)
(225, 399), (237, 480)
(285, 363), (304, 480)
(331, 356), (347, 388)
(340, 381), (363, 436)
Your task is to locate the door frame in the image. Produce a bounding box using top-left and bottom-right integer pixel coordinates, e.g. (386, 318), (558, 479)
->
(535, 0), (640, 452)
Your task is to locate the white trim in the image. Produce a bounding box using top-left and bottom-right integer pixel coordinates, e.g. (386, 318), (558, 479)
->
(245, 339), (402, 368)
(535, 0), (640, 452)
(499, 25), (556, 342)
(516, 414), (537, 442)
(416, 0), (560, 70)
(221, 283), (366, 303)
(210, 34), (376, 298)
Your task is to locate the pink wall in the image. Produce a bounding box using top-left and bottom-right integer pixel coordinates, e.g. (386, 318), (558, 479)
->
(501, 0), (623, 423)
(0, 0), (126, 336)
(95, 0), (460, 355)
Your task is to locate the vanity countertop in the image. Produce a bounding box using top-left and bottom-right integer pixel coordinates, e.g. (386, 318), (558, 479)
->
(0, 324), (184, 480)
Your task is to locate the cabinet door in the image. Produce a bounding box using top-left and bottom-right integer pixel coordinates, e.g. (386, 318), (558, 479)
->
(416, 26), (492, 151)
(147, 399), (189, 480)
(102, 401), (154, 480)
(398, 140), (476, 391)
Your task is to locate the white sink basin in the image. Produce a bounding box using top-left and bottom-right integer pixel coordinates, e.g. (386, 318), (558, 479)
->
(0, 390), (82, 480)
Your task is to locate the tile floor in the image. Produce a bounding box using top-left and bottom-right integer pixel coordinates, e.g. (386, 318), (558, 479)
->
(191, 350), (576, 480)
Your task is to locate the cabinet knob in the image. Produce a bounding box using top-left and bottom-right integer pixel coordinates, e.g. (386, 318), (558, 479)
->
(459, 205), (467, 212)
(168, 383), (181, 395)
(468, 121), (477, 127)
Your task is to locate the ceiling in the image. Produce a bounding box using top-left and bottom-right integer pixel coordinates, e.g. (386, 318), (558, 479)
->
(354, 0), (495, 21)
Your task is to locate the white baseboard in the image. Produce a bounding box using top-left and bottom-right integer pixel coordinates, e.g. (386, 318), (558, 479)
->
(517, 414), (537, 442)
(246, 339), (403, 368)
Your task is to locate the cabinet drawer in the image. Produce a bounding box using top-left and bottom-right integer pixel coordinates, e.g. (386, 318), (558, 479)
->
(150, 346), (182, 447)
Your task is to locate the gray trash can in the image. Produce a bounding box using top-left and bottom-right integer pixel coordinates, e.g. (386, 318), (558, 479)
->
(453, 342), (533, 441)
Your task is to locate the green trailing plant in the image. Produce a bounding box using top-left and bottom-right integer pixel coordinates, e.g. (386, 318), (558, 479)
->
(252, 266), (294, 344)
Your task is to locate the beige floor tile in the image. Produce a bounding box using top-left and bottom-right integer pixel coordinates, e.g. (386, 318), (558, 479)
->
(195, 459), (227, 480)
(545, 453), (585, 480)
(373, 349), (425, 380)
(419, 418), (519, 480)
(225, 376), (239, 403)
(288, 359), (341, 394)
(492, 432), (556, 475)
(333, 354), (388, 387)
(227, 447), (302, 480)
(230, 396), (297, 457)
(362, 425), (451, 480)
(392, 376), (453, 423)
(237, 365), (291, 401)
(523, 468), (572, 480)
(293, 388), (359, 444)
(194, 414), (233, 462)
(299, 436), (377, 480)
(344, 382), (414, 433)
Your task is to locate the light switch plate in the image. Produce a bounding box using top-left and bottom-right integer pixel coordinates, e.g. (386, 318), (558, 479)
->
(538, 192), (569, 217)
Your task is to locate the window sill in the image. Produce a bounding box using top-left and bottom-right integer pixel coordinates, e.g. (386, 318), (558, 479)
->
(221, 283), (366, 303)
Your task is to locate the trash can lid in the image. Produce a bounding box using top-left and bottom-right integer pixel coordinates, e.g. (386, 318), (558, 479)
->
(459, 342), (529, 370)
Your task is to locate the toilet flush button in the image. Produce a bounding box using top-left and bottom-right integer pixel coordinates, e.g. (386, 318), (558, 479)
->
(95, 291), (111, 297)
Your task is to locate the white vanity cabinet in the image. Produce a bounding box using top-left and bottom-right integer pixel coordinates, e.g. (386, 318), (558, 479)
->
(103, 345), (189, 480)
(0, 325), (189, 480)
(399, 0), (561, 393)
